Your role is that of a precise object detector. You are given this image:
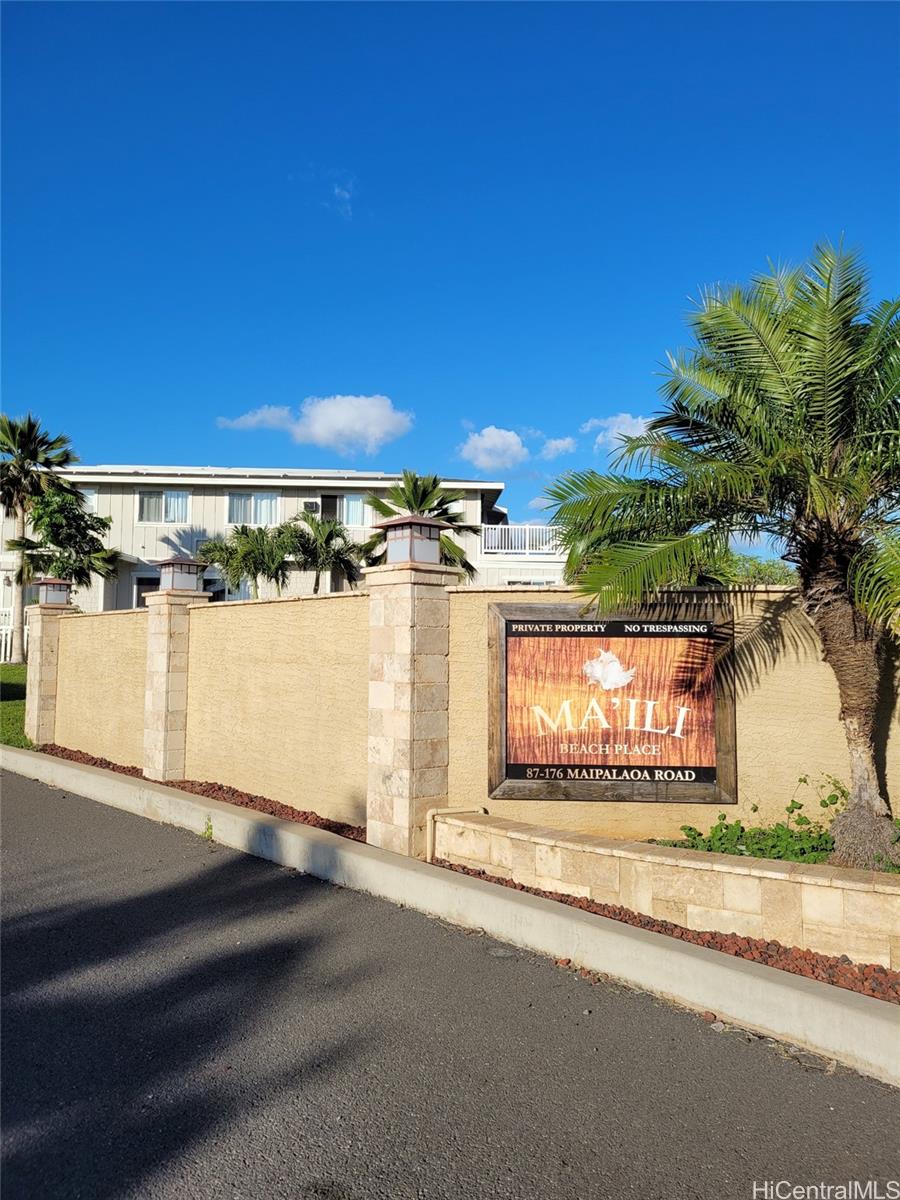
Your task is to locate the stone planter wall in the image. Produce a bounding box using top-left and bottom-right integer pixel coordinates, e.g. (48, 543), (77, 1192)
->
(433, 812), (900, 968)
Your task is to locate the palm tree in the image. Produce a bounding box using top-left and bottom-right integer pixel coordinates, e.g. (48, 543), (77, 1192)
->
(0, 414), (79, 663)
(197, 525), (291, 599)
(282, 512), (365, 595)
(548, 243), (900, 869)
(365, 470), (480, 578)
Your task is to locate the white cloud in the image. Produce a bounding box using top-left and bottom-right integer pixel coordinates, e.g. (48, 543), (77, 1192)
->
(539, 436), (576, 460)
(217, 405), (296, 434)
(218, 394), (413, 456)
(458, 426), (529, 473)
(331, 181), (354, 220)
(580, 412), (648, 451)
(527, 495), (550, 511)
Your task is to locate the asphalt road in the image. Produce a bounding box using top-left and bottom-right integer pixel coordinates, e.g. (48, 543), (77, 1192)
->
(2, 771), (897, 1200)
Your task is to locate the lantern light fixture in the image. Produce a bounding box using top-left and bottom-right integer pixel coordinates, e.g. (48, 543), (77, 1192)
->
(36, 578), (73, 606)
(157, 557), (206, 592)
(373, 515), (450, 566)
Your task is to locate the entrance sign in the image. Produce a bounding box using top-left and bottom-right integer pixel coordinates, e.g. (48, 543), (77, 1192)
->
(488, 604), (736, 804)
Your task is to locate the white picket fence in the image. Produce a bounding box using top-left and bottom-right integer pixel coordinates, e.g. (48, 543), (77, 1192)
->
(0, 624), (28, 664)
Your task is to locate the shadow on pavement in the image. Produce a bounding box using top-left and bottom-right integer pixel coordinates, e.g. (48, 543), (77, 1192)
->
(1, 850), (371, 1199)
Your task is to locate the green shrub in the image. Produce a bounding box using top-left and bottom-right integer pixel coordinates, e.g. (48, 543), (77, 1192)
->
(653, 774), (848, 864)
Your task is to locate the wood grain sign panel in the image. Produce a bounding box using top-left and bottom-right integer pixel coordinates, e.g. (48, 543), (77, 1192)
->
(489, 604), (735, 804)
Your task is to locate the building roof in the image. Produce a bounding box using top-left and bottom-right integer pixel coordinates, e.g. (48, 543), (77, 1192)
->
(61, 464), (505, 495)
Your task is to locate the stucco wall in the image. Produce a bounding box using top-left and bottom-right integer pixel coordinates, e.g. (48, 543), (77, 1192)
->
(447, 587), (900, 841)
(183, 593), (369, 825)
(55, 610), (148, 766)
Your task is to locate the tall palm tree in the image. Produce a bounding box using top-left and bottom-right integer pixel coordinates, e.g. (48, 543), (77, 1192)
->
(283, 512), (364, 595)
(548, 243), (900, 869)
(0, 414), (79, 663)
(365, 470), (480, 578)
(197, 525), (291, 599)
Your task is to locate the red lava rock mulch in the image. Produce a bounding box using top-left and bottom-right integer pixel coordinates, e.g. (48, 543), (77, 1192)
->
(434, 857), (900, 1005)
(169, 779), (366, 842)
(41, 744), (143, 777)
(37, 744), (366, 842)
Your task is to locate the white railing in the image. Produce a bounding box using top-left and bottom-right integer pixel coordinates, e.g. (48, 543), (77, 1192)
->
(0, 624), (28, 664)
(480, 524), (563, 557)
(322, 522), (564, 560)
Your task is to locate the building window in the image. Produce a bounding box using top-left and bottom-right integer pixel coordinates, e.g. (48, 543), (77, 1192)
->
(81, 487), (98, 511)
(137, 490), (190, 524)
(339, 494), (365, 527)
(227, 491), (279, 525)
(321, 494), (366, 527)
(204, 572), (253, 603)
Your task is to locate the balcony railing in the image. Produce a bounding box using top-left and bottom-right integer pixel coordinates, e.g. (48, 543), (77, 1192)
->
(480, 524), (563, 557)
(285, 523), (567, 561)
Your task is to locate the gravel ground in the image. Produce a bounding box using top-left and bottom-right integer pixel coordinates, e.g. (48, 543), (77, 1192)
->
(2, 770), (897, 1200)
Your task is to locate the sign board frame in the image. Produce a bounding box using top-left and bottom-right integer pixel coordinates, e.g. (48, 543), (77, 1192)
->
(488, 602), (736, 805)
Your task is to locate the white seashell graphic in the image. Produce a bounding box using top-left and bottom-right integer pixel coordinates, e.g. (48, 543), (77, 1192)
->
(583, 648), (636, 691)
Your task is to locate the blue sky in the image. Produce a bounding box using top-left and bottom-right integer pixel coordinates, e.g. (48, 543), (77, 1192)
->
(3, 2), (898, 521)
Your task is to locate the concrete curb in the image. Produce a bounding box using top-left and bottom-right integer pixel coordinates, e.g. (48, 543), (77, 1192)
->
(3, 744), (898, 1087)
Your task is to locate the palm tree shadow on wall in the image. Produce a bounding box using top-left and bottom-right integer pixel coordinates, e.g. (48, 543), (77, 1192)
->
(161, 527), (210, 560)
(665, 590), (898, 806)
(1, 847), (378, 1200)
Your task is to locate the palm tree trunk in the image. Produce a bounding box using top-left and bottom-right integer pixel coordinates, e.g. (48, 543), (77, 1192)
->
(313, 570), (321, 595)
(10, 507), (26, 665)
(803, 568), (898, 868)
(249, 577), (258, 600)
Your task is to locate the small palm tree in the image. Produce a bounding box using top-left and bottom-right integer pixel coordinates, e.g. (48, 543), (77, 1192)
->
(0, 414), (79, 663)
(197, 525), (291, 599)
(365, 470), (479, 578)
(548, 243), (900, 869)
(283, 512), (365, 595)
(195, 533), (245, 596)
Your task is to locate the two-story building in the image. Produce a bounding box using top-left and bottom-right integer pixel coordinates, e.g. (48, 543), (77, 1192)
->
(0, 463), (566, 615)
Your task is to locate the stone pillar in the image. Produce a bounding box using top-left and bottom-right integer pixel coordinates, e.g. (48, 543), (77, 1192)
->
(365, 562), (460, 857)
(24, 603), (75, 745)
(143, 590), (209, 782)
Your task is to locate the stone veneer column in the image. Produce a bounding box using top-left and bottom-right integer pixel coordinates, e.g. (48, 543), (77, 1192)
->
(143, 590), (209, 782)
(24, 603), (75, 745)
(365, 562), (461, 857)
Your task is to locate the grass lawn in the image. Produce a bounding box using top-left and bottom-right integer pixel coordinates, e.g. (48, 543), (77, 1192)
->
(0, 664), (32, 749)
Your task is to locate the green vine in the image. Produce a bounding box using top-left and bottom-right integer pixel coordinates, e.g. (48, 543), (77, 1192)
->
(653, 774), (852, 864)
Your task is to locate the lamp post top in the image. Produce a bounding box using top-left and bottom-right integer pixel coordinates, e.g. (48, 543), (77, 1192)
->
(372, 514), (451, 531)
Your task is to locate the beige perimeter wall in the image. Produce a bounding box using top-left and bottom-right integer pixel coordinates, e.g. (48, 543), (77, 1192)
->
(447, 587), (900, 841)
(55, 610), (148, 767)
(184, 593), (369, 826)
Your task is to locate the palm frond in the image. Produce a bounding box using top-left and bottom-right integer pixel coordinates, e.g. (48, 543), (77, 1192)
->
(850, 535), (900, 633)
(365, 470), (477, 574)
(575, 529), (731, 611)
